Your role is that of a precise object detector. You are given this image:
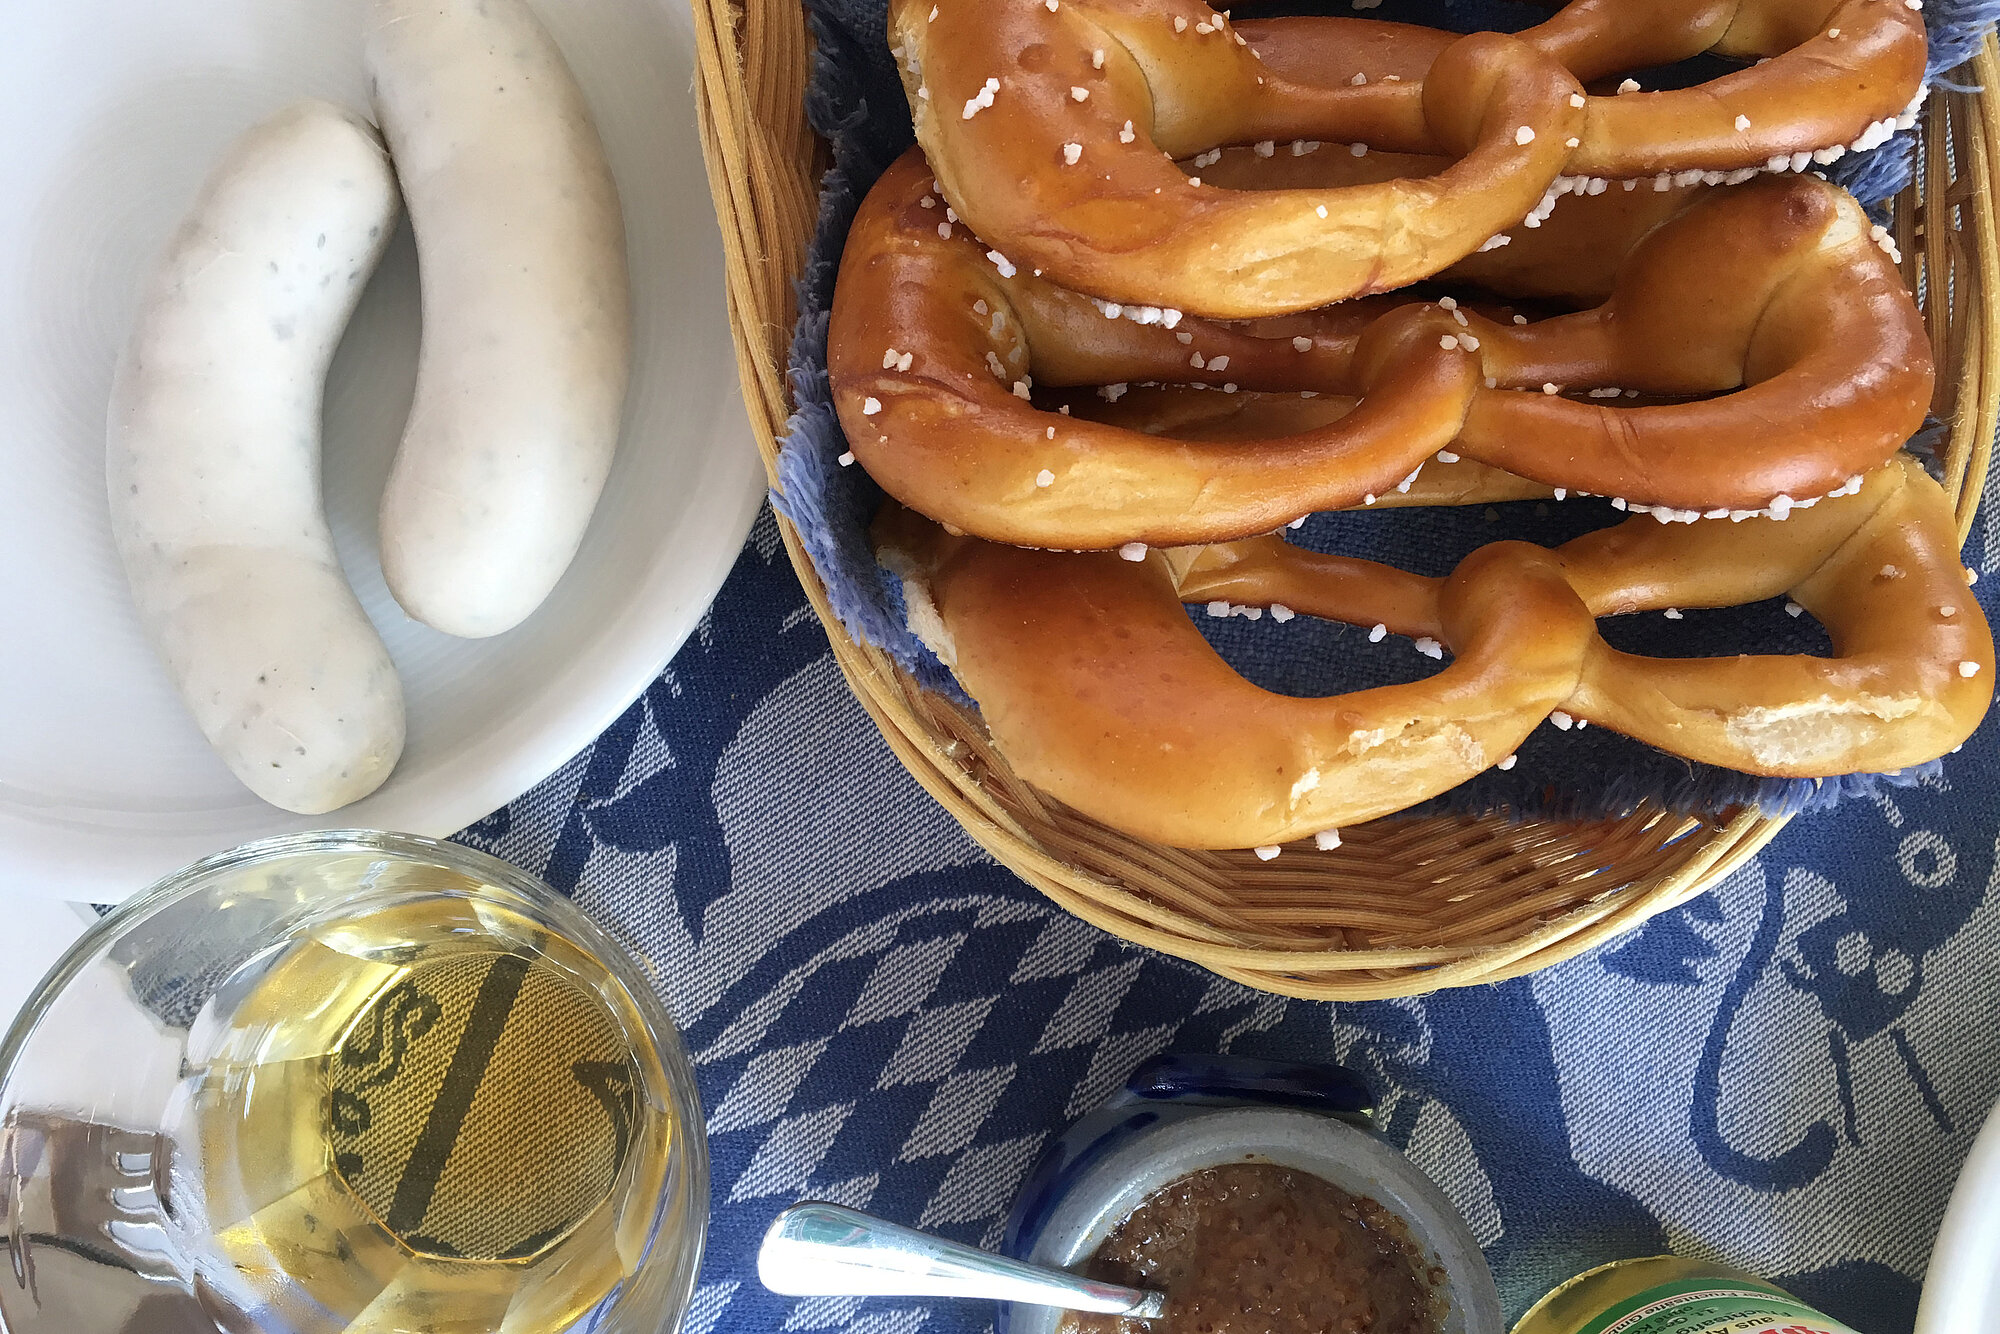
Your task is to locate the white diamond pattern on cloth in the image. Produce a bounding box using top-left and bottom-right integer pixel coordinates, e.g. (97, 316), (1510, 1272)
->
(708, 1037), (835, 1134)
(844, 933), (969, 1028)
(1219, 995), (1290, 1051)
(975, 897), (1047, 930)
(876, 996), (1002, 1087)
(1065, 1023), (1184, 1119)
(1032, 959), (1146, 1053)
(700, 917), (908, 1062)
(812, 1172), (883, 1211)
(785, 1295), (868, 1330)
(1194, 972), (1263, 1015)
(730, 1101), (858, 1202)
(899, 1064), (1020, 1161)
(845, 1310), (936, 1334)
(1010, 914), (1105, 983)
(680, 1281), (741, 1334)
(1984, 424), (2000, 576)
(670, 887), (1332, 1332)
(917, 1132), (1051, 1229)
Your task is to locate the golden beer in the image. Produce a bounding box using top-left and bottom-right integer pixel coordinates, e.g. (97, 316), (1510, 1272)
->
(162, 893), (678, 1333)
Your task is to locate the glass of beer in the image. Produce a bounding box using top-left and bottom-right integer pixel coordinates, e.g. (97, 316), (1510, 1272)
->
(0, 831), (707, 1334)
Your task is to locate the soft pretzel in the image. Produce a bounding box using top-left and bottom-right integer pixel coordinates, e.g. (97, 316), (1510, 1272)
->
(875, 457), (1991, 849)
(891, 0), (1922, 315)
(1065, 383), (1561, 508)
(1237, 0), (1927, 179)
(1187, 140), (1710, 304)
(832, 153), (1931, 546)
(892, 0), (1588, 315)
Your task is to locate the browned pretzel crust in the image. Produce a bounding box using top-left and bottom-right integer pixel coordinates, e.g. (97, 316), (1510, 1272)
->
(1236, 0), (1927, 178)
(875, 458), (1991, 850)
(1187, 139), (1709, 303)
(892, 0), (1924, 315)
(832, 152), (1931, 545)
(894, 0), (1587, 314)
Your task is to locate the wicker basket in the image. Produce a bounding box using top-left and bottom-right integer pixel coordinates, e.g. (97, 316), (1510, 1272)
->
(690, 3), (2000, 1000)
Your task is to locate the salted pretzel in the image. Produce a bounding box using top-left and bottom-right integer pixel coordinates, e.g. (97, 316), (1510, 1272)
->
(875, 457), (1991, 849)
(893, 0), (1588, 315)
(832, 152), (1931, 547)
(1066, 384), (1561, 508)
(890, 0), (1923, 315)
(1239, 0), (1927, 179)
(1187, 141), (1711, 304)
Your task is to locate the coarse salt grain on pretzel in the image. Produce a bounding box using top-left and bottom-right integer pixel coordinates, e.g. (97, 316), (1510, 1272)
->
(874, 457), (1990, 850)
(833, 154), (1930, 542)
(834, 150), (1482, 549)
(1227, 0), (1926, 185)
(1068, 384), (1562, 508)
(1188, 138), (1711, 303)
(1074, 170), (1931, 517)
(879, 502), (1599, 845)
(1505, 0), (1927, 178)
(889, 0), (1588, 316)
(1435, 171), (1930, 517)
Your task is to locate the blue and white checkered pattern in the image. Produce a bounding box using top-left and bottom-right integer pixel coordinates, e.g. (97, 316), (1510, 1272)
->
(454, 484), (2000, 1334)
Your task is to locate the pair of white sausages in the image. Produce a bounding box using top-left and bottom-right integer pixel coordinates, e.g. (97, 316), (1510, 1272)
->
(106, 0), (629, 814)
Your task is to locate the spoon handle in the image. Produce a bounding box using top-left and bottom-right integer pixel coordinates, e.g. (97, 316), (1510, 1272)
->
(758, 1201), (1166, 1318)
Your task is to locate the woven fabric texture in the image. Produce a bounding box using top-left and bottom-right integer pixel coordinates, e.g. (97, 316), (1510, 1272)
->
(452, 489), (2000, 1334)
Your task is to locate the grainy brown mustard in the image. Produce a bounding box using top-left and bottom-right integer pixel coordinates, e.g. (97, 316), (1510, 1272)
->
(1056, 1163), (1442, 1334)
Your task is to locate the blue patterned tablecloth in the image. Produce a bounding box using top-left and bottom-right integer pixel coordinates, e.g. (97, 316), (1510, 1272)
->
(455, 494), (2000, 1334)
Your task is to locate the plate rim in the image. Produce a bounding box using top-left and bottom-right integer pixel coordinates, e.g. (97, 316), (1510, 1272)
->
(0, 0), (771, 901)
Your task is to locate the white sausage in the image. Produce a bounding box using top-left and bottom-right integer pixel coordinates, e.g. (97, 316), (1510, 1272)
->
(367, 0), (632, 638)
(106, 100), (405, 815)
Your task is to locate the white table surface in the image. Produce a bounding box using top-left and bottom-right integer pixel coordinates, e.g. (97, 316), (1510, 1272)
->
(0, 893), (95, 1039)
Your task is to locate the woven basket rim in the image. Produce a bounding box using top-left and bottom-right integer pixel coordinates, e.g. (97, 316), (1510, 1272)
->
(690, 1), (2000, 999)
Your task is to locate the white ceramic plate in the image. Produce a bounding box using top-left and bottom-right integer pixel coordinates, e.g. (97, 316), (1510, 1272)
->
(1916, 1095), (2000, 1334)
(0, 0), (766, 901)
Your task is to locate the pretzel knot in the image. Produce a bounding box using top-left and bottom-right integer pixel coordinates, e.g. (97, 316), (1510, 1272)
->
(877, 458), (1991, 849)
(894, 1), (1587, 315)
(832, 152), (1932, 546)
(894, 0), (1924, 316)
(1245, 0), (1928, 180)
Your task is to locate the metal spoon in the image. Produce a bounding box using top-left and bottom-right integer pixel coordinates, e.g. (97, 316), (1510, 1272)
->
(759, 1201), (1168, 1319)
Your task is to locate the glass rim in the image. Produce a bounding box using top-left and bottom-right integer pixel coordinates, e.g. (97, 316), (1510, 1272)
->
(0, 827), (711, 1333)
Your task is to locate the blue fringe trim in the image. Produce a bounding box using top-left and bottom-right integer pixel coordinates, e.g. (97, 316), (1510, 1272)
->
(1928, 0), (2000, 83)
